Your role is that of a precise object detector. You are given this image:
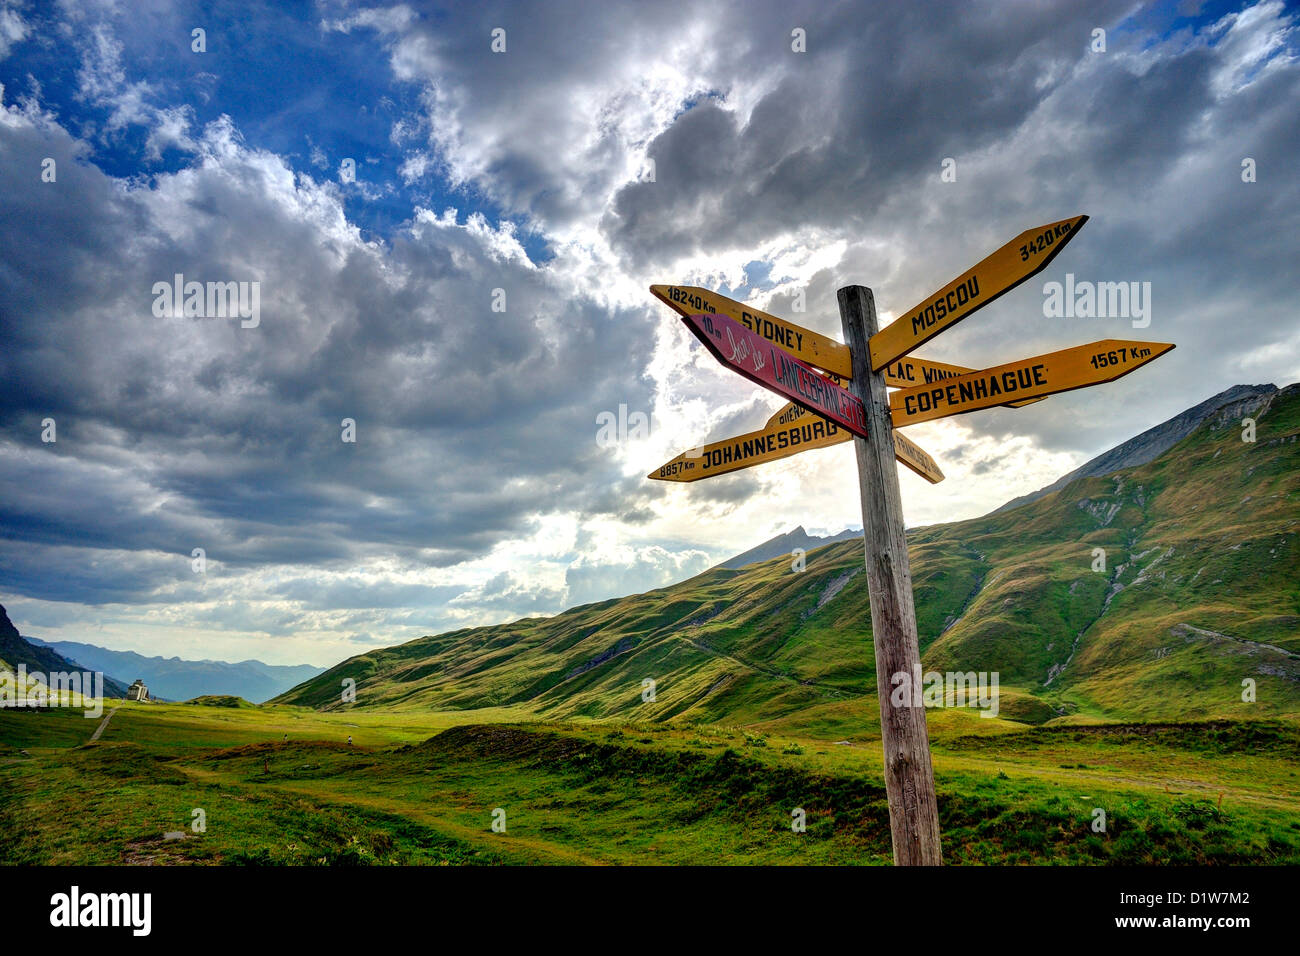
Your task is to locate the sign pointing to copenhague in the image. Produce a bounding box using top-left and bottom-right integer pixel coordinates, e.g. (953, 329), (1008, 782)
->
(890, 339), (1175, 427)
(651, 402), (944, 484)
(680, 311), (869, 438)
(868, 215), (1089, 371)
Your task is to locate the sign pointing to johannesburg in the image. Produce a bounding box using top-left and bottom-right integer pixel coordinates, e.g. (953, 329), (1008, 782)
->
(679, 311), (869, 438)
(890, 339), (1175, 426)
(868, 215), (1089, 372)
(648, 403), (848, 482)
(650, 402), (943, 485)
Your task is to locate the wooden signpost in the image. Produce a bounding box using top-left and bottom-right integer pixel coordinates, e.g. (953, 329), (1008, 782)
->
(649, 215), (1173, 866)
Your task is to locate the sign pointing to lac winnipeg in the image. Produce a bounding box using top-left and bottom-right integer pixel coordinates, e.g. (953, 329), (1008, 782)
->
(653, 283), (1037, 404)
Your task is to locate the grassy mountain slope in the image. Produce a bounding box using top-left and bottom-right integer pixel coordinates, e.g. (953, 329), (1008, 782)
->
(275, 385), (1300, 729)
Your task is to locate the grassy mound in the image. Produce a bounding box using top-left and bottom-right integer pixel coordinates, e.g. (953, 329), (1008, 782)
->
(185, 695), (255, 708)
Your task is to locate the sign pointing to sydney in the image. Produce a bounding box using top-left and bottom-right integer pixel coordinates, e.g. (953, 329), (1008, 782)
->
(652, 285), (852, 377)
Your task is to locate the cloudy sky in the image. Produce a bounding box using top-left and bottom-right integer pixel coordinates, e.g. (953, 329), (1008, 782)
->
(0, 0), (1296, 667)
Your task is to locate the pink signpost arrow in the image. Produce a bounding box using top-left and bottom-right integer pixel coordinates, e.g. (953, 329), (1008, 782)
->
(681, 312), (869, 439)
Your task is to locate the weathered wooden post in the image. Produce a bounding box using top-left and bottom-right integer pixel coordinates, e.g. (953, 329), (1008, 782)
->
(837, 284), (943, 866)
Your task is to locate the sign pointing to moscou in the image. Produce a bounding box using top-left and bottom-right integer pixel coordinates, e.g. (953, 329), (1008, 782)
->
(679, 311), (869, 438)
(891, 339), (1175, 426)
(868, 215), (1089, 371)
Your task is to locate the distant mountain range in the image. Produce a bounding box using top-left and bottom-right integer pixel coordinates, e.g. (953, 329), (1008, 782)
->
(275, 382), (1300, 728)
(9, 382), (1297, 721)
(714, 526), (862, 570)
(715, 388), (1279, 572)
(25, 639), (325, 704)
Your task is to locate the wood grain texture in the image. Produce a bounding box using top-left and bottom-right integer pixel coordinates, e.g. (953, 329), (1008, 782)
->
(838, 284), (944, 866)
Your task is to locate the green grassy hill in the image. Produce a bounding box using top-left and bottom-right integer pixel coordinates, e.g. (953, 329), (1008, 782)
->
(275, 384), (1300, 732)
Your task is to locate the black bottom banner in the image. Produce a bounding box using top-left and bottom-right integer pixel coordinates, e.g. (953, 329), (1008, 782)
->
(6, 864), (1273, 942)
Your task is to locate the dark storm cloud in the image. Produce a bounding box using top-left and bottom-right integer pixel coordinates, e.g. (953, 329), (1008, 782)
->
(342, 0), (1296, 494)
(599, 1), (1300, 462)
(603, 0), (1136, 265)
(0, 107), (657, 605)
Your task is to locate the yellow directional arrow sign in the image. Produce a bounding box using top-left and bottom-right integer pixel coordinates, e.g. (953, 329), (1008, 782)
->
(881, 354), (1040, 405)
(766, 403), (944, 482)
(890, 339), (1175, 427)
(890, 428), (945, 484)
(649, 405), (848, 482)
(650, 403), (943, 484)
(868, 215), (1089, 371)
(652, 284), (853, 377)
(652, 284), (1040, 406)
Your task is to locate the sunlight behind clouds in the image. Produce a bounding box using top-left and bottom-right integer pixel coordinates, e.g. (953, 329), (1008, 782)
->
(0, 0), (1296, 665)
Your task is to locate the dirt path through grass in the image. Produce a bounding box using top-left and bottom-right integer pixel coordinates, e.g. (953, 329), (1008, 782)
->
(88, 704), (120, 742)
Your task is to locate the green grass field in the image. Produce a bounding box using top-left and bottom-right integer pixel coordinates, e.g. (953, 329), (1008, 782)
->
(3, 698), (1297, 865)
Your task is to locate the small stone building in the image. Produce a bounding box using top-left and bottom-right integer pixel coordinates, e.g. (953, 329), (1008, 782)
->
(127, 679), (149, 702)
